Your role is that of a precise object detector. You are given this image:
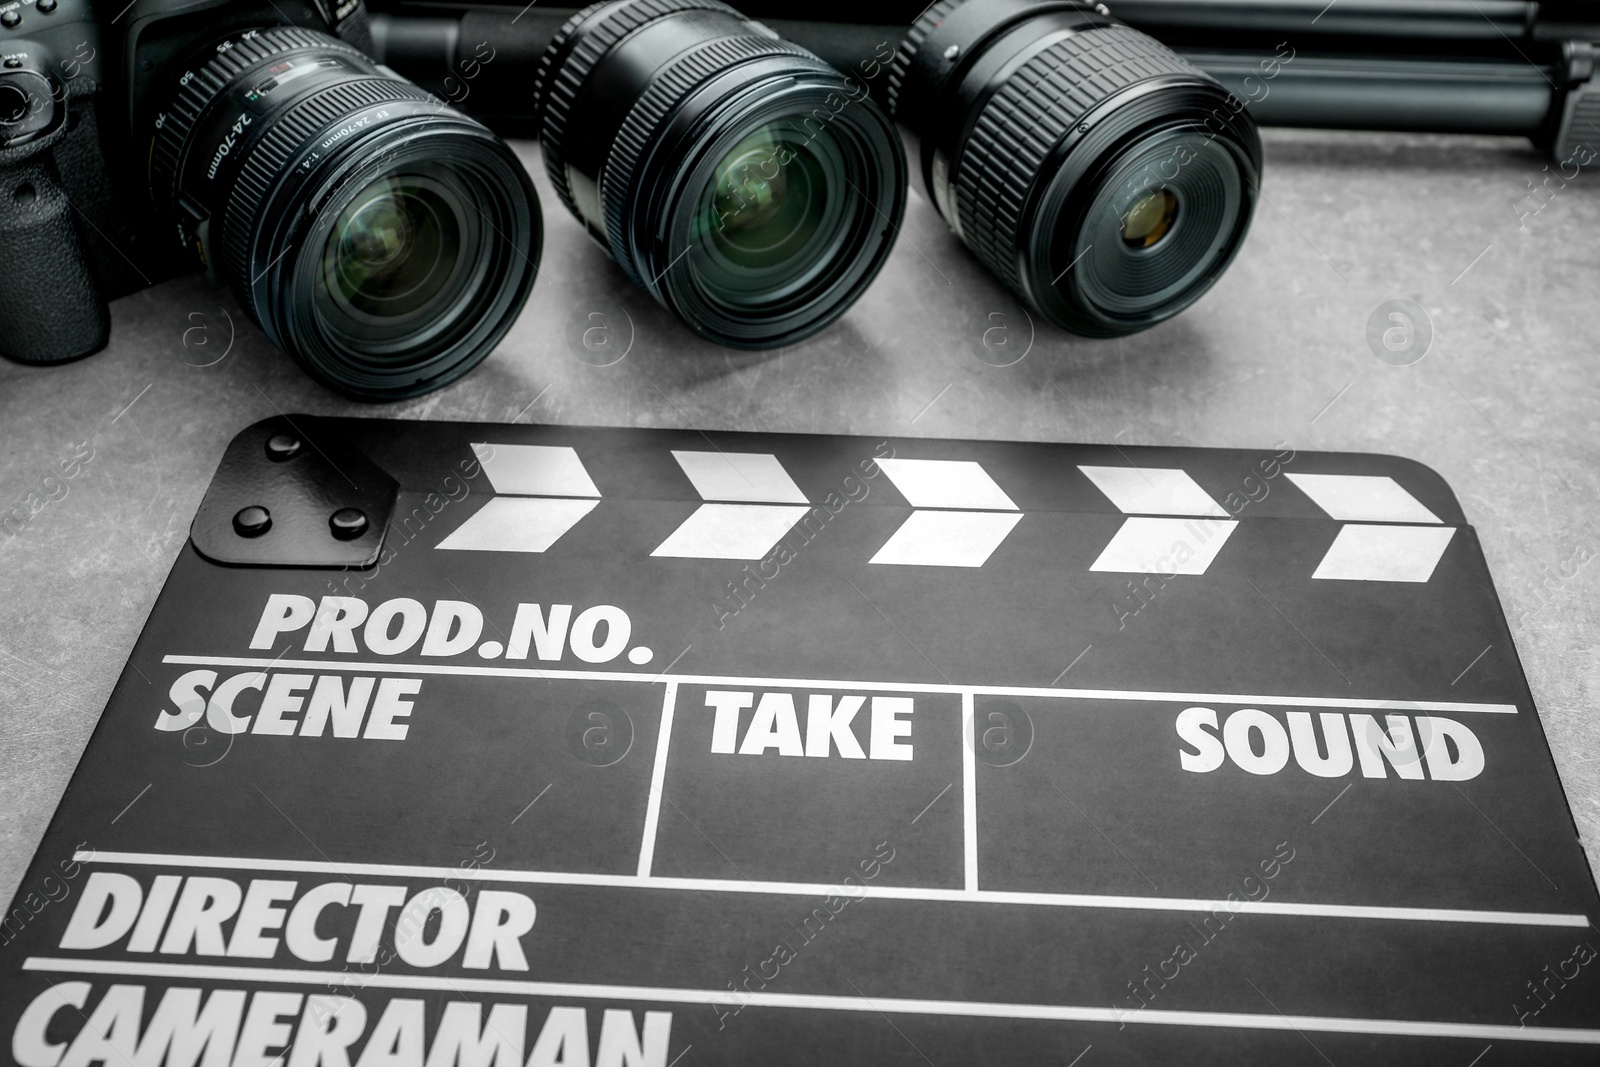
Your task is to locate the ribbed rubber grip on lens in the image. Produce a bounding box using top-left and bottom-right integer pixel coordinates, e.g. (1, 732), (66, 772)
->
(883, 0), (957, 119)
(954, 26), (1199, 296)
(535, 0), (741, 219)
(600, 33), (815, 286)
(218, 77), (426, 323)
(148, 27), (363, 206)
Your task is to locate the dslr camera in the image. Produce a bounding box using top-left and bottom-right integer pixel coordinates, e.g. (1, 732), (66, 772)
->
(0, 0), (541, 398)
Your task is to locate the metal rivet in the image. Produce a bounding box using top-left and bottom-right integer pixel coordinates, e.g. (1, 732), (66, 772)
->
(329, 507), (368, 541)
(233, 506), (271, 538)
(265, 433), (302, 461)
(943, 45), (960, 60)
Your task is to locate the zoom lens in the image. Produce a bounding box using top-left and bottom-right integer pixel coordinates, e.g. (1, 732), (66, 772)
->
(536, 0), (907, 349)
(148, 27), (541, 399)
(887, 0), (1261, 337)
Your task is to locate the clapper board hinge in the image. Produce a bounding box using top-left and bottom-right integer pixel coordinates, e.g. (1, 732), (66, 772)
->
(190, 416), (400, 568)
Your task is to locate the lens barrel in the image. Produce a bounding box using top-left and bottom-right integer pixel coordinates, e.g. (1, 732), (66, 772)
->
(149, 26), (541, 399)
(888, 0), (1262, 337)
(536, 0), (908, 349)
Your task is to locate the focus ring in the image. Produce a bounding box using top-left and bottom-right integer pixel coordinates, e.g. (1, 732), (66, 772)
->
(884, 0), (957, 118)
(218, 78), (426, 323)
(601, 33), (816, 287)
(536, 0), (740, 218)
(953, 25), (1199, 295)
(149, 28), (363, 205)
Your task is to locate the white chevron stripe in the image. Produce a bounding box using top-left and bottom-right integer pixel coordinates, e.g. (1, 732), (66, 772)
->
(475, 443), (601, 497)
(671, 450), (807, 503)
(435, 497), (599, 553)
(440, 448), (1454, 584)
(1079, 465), (1228, 517)
(1091, 516), (1239, 575)
(877, 459), (1018, 510)
(1286, 473), (1441, 524)
(871, 511), (1024, 567)
(1313, 525), (1456, 582)
(652, 503), (812, 560)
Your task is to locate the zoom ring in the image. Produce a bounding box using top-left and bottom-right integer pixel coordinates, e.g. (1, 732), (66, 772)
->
(954, 26), (1199, 295)
(217, 78), (426, 324)
(601, 33), (815, 287)
(148, 27), (364, 207)
(536, 0), (741, 218)
(883, 0), (957, 118)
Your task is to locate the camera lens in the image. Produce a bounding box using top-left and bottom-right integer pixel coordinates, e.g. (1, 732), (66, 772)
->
(148, 27), (541, 399)
(887, 0), (1262, 337)
(536, 0), (907, 349)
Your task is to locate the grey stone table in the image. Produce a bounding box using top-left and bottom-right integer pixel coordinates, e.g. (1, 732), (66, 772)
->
(1, 129), (1597, 907)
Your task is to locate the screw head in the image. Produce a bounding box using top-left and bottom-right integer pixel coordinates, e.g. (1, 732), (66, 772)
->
(233, 506), (271, 538)
(329, 507), (368, 541)
(1077, 122), (1091, 133)
(943, 44), (960, 60)
(265, 433), (302, 461)
(1096, 3), (1110, 14)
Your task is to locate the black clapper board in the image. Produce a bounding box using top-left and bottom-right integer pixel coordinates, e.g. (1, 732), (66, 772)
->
(4, 415), (1596, 1067)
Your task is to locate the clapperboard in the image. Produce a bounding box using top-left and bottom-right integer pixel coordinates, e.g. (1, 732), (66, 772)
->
(4, 415), (1597, 1066)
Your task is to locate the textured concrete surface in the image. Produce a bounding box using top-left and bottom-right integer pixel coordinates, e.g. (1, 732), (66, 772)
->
(1, 128), (1597, 908)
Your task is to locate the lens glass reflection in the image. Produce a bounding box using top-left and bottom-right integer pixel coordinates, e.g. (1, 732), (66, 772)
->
(325, 175), (462, 320)
(698, 123), (830, 272)
(1120, 188), (1178, 249)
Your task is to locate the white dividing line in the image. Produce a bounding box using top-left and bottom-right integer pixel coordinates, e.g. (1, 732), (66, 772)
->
(159, 656), (1518, 715)
(69, 852), (1589, 928)
(636, 681), (678, 878)
(961, 692), (978, 893)
(21, 958), (1600, 1045)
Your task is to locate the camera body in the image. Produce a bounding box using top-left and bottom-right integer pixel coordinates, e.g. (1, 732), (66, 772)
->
(1, 0), (542, 399)
(0, 0), (381, 365)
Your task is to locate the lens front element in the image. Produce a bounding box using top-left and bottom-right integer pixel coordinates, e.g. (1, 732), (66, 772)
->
(1065, 128), (1247, 319)
(322, 173), (469, 334)
(1121, 188), (1179, 249)
(689, 119), (860, 319)
(702, 124), (830, 272)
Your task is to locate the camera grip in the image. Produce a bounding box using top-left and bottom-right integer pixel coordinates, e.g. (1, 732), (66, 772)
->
(0, 156), (111, 364)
